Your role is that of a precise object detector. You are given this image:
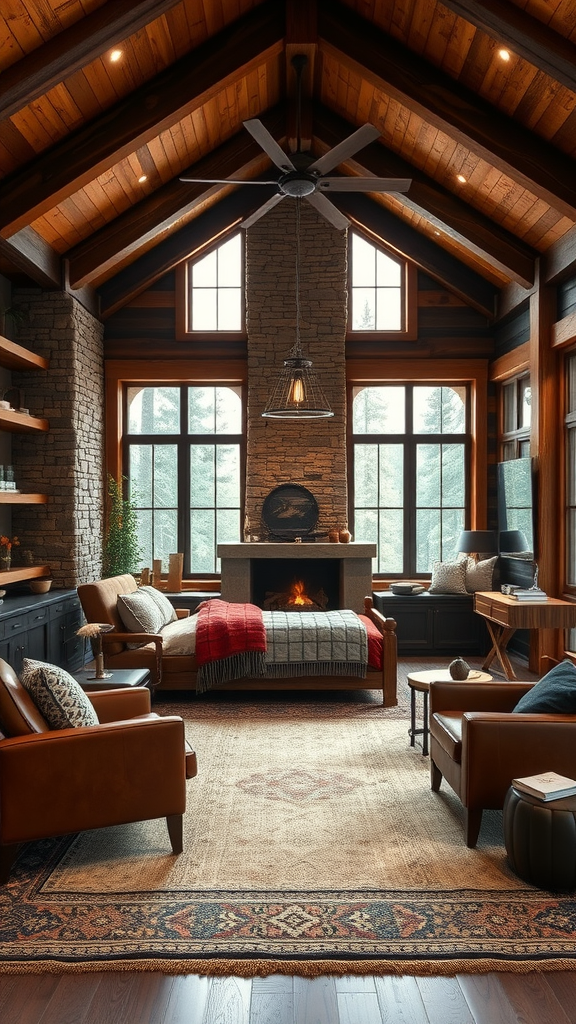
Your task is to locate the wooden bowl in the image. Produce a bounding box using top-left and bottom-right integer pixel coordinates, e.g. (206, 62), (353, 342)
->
(29, 579), (52, 594)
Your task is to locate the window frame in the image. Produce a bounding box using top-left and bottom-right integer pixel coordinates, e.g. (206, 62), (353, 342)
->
(498, 371), (531, 461)
(175, 230), (247, 343)
(106, 360), (247, 585)
(346, 226), (418, 342)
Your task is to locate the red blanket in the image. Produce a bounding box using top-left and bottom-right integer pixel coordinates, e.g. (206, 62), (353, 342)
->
(196, 598), (266, 664)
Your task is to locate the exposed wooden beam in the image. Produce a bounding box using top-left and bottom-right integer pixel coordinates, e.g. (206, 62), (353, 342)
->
(332, 193), (498, 318)
(0, 0), (183, 122)
(543, 224), (576, 285)
(0, 228), (61, 289)
(318, 0), (576, 221)
(0, 2), (284, 237)
(313, 105), (536, 288)
(67, 107), (287, 289)
(98, 188), (277, 318)
(440, 0), (576, 95)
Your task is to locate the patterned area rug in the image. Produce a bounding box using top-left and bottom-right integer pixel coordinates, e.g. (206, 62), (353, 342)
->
(2, 691), (576, 976)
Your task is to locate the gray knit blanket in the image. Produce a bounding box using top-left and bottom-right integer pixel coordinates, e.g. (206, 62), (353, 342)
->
(262, 609), (368, 679)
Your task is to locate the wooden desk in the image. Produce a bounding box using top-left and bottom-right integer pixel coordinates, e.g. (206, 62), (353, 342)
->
(474, 591), (576, 679)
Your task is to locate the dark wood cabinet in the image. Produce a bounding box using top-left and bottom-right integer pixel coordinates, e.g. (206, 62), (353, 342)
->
(0, 590), (83, 673)
(373, 591), (489, 655)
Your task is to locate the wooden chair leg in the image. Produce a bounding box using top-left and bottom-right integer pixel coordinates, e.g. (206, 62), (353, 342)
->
(465, 808), (483, 848)
(166, 814), (183, 855)
(430, 758), (442, 792)
(0, 843), (21, 884)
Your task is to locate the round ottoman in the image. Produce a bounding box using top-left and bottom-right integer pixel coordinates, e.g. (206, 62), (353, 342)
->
(503, 786), (576, 891)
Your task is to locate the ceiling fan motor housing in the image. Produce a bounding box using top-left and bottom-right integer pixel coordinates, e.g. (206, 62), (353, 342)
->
(279, 171), (318, 197)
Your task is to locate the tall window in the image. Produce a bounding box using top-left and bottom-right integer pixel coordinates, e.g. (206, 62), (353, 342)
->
(499, 373), (531, 460)
(349, 231), (403, 331)
(177, 232), (244, 338)
(351, 384), (469, 575)
(125, 385), (243, 574)
(566, 353), (576, 595)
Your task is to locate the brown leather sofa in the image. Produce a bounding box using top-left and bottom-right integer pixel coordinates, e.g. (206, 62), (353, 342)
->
(77, 574), (196, 689)
(429, 679), (576, 847)
(0, 659), (197, 883)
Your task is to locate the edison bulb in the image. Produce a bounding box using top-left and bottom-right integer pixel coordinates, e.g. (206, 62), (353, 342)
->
(289, 376), (305, 405)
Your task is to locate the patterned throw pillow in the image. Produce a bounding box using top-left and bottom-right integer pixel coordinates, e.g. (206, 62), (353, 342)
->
(428, 559), (468, 594)
(138, 585), (177, 626)
(117, 590), (164, 634)
(20, 659), (99, 730)
(465, 555), (498, 593)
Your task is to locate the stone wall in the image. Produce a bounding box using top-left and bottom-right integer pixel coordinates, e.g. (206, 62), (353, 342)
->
(245, 201), (348, 538)
(11, 290), (104, 587)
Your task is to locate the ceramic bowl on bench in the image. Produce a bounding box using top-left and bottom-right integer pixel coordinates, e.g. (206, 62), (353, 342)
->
(29, 579), (52, 594)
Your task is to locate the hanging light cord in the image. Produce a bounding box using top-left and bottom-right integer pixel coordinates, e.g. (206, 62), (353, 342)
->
(295, 198), (301, 355)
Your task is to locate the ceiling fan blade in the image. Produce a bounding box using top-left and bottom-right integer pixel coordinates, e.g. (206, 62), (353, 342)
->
(307, 124), (381, 176)
(318, 177), (412, 193)
(243, 119), (296, 173)
(305, 192), (350, 230)
(179, 176), (279, 185)
(241, 193), (286, 229)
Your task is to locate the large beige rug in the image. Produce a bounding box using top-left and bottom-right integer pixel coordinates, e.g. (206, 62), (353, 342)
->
(2, 694), (575, 975)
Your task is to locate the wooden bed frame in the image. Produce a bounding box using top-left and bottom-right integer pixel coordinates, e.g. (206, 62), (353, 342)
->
(77, 577), (398, 707)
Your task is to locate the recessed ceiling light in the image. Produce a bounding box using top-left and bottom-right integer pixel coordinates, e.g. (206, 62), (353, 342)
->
(457, 174), (467, 183)
(138, 174), (147, 183)
(498, 48), (511, 61)
(110, 49), (122, 62)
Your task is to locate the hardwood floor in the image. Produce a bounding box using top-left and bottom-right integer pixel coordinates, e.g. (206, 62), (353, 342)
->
(1, 655), (562, 1023)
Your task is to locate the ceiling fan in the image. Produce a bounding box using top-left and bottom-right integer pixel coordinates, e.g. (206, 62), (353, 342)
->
(179, 55), (411, 230)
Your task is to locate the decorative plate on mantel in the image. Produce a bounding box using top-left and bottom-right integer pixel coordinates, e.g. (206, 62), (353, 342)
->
(261, 484), (321, 540)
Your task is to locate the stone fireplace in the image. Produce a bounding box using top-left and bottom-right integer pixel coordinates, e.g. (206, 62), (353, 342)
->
(244, 201), (349, 539)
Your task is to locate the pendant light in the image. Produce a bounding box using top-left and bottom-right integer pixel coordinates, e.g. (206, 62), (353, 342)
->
(262, 199), (334, 419)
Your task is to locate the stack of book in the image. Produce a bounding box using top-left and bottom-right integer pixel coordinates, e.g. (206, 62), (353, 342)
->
(509, 587), (548, 601)
(512, 771), (576, 801)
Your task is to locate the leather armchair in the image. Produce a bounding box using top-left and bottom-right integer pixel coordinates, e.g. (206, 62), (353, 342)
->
(429, 679), (576, 847)
(0, 659), (197, 883)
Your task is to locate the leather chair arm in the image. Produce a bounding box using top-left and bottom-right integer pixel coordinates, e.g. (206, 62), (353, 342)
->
(429, 680), (533, 714)
(87, 687), (151, 722)
(175, 609), (190, 619)
(102, 631), (163, 647)
(462, 712), (576, 808)
(0, 716), (187, 844)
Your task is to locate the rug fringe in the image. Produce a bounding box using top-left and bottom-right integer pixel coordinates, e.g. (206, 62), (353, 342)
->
(2, 956), (576, 977)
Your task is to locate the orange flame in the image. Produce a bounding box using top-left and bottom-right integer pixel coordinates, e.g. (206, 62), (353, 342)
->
(288, 580), (313, 606)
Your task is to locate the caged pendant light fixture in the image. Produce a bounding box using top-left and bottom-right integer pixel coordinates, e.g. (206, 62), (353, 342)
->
(262, 199), (334, 419)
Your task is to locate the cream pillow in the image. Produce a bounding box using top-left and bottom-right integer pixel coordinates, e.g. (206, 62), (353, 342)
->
(117, 590), (164, 634)
(428, 559), (467, 594)
(465, 555), (497, 593)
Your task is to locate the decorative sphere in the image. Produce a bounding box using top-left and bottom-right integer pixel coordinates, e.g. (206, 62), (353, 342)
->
(449, 657), (470, 680)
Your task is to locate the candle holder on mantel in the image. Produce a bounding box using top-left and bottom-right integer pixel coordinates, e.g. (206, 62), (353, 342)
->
(76, 622), (115, 679)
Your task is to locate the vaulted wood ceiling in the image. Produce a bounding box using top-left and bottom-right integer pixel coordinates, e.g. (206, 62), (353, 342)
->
(1, 0), (576, 321)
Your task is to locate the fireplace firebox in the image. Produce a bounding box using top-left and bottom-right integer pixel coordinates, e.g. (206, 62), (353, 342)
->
(252, 558), (340, 611)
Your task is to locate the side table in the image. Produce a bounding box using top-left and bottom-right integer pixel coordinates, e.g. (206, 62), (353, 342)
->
(504, 785), (576, 890)
(76, 668), (151, 692)
(406, 668), (492, 756)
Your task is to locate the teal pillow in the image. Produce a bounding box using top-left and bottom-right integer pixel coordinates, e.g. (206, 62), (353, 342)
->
(513, 660), (576, 713)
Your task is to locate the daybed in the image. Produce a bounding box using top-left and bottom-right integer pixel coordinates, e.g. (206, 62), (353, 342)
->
(77, 574), (398, 706)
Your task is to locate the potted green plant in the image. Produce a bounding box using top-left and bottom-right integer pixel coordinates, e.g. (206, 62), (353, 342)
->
(102, 475), (143, 577)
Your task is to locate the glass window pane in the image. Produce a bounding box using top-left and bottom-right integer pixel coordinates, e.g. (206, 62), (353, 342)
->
(568, 509), (576, 586)
(376, 249), (401, 286)
(192, 249), (217, 287)
(217, 234), (241, 284)
(441, 508), (464, 562)
(218, 288), (241, 330)
(129, 445), (152, 506)
(519, 378), (531, 428)
(153, 446), (177, 508)
(190, 509), (215, 573)
(191, 445), (215, 507)
(441, 444), (465, 506)
(191, 288), (217, 331)
(354, 444), (378, 506)
(351, 288), (375, 330)
(414, 386), (465, 434)
(189, 388), (215, 434)
(503, 382), (516, 433)
(153, 510), (178, 571)
(568, 354), (576, 414)
(416, 508), (441, 571)
(351, 233), (375, 286)
(378, 510), (403, 573)
(215, 387), (242, 433)
(216, 508), (240, 567)
(127, 387), (180, 434)
(352, 386), (405, 434)
(376, 288), (401, 330)
(135, 509), (152, 569)
(568, 430), (576, 506)
(417, 444), (441, 506)
(379, 445), (403, 506)
(216, 445), (240, 507)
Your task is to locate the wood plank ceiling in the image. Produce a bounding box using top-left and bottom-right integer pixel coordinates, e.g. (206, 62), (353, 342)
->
(1, 0), (576, 316)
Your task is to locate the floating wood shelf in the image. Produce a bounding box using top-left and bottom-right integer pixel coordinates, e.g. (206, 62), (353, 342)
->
(0, 335), (48, 371)
(0, 493), (48, 504)
(0, 566), (51, 585)
(0, 409), (48, 433)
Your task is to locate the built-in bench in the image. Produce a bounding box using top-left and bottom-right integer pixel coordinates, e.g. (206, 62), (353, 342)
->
(372, 590), (489, 656)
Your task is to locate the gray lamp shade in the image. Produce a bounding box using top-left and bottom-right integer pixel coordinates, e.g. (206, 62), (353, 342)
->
(456, 530), (498, 554)
(499, 530), (529, 553)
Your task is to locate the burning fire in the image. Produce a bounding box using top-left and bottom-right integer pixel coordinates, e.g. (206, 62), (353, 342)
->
(287, 580), (313, 607)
